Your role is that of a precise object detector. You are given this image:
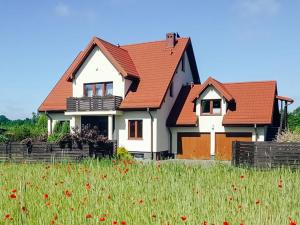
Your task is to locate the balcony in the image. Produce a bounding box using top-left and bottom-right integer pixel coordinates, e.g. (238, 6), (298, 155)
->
(66, 96), (122, 112)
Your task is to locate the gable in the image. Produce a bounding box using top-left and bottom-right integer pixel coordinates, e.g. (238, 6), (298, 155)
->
(73, 46), (127, 98)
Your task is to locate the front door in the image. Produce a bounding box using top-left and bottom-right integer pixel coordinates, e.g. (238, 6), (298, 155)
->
(81, 116), (108, 136)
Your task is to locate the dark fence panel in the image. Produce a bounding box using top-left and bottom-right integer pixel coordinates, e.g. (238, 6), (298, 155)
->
(233, 141), (300, 168)
(0, 142), (90, 163)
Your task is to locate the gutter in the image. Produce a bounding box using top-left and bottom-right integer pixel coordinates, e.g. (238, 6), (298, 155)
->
(45, 111), (53, 135)
(147, 108), (154, 160)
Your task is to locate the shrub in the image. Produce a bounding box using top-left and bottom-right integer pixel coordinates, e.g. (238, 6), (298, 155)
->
(276, 130), (300, 142)
(61, 121), (70, 134)
(0, 134), (8, 143)
(116, 147), (133, 160)
(47, 133), (62, 143)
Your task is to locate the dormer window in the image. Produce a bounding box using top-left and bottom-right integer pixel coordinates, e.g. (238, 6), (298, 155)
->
(84, 82), (113, 97)
(201, 99), (221, 115)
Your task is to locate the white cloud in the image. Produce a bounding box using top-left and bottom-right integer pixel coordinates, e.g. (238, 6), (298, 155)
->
(54, 2), (71, 17)
(53, 2), (96, 21)
(236, 0), (280, 17)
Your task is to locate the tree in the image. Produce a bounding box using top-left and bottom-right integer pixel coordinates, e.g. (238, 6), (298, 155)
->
(288, 107), (300, 132)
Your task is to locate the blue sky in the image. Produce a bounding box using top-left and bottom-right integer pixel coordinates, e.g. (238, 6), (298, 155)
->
(0, 0), (299, 119)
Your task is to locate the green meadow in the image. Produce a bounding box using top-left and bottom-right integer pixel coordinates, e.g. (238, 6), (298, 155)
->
(0, 160), (298, 225)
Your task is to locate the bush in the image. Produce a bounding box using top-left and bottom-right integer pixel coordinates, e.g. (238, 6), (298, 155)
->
(47, 133), (63, 143)
(116, 147), (133, 160)
(276, 131), (300, 142)
(0, 134), (8, 143)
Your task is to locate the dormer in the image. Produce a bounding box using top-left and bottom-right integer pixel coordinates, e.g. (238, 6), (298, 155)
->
(195, 77), (234, 117)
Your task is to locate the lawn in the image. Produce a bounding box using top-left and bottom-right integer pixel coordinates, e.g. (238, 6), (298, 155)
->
(0, 160), (298, 225)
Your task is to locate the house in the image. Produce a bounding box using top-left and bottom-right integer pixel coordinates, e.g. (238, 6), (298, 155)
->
(39, 33), (293, 160)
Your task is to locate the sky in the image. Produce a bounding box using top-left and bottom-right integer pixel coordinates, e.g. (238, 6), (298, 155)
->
(0, 0), (299, 119)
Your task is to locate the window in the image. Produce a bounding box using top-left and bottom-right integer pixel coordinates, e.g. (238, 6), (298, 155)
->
(84, 82), (113, 97)
(84, 84), (94, 97)
(181, 54), (185, 72)
(128, 120), (143, 139)
(201, 99), (222, 115)
(170, 81), (174, 97)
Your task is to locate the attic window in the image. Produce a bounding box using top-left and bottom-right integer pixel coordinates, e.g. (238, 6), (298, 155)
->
(201, 99), (222, 115)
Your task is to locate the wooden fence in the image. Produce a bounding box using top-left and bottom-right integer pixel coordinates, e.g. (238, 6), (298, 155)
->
(232, 141), (300, 168)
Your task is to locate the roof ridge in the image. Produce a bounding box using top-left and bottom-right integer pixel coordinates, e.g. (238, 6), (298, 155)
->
(223, 80), (277, 85)
(121, 37), (189, 47)
(96, 37), (130, 53)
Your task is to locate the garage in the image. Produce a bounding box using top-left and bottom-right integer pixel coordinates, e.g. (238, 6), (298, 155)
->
(215, 133), (252, 160)
(177, 133), (210, 159)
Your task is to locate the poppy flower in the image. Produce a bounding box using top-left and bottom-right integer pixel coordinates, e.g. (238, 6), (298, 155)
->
(240, 175), (245, 179)
(45, 201), (51, 207)
(181, 216), (187, 221)
(278, 184), (283, 188)
(112, 221), (118, 224)
(85, 214), (92, 219)
(99, 217), (106, 222)
(64, 190), (72, 197)
(290, 221), (297, 225)
(44, 194), (49, 199)
(5, 214), (11, 219)
(121, 221), (126, 225)
(256, 200), (260, 205)
(224, 221), (229, 225)
(85, 183), (91, 190)
(11, 189), (17, 193)
(9, 193), (16, 199)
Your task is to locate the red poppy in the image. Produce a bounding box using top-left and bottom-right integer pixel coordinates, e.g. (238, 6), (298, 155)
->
(45, 201), (51, 207)
(44, 194), (49, 199)
(121, 221), (126, 225)
(203, 221), (208, 225)
(290, 221), (297, 225)
(256, 200), (260, 205)
(85, 183), (91, 190)
(9, 193), (16, 199)
(5, 214), (11, 219)
(112, 221), (118, 224)
(240, 175), (245, 179)
(99, 217), (106, 222)
(181, 216), (187, 221)
(224, 221), (229, 225)
(278, 184), (283, 188)
(85, 214), (92, 219)
(11, 189), (17, 193)
(64, 190), (72, 197)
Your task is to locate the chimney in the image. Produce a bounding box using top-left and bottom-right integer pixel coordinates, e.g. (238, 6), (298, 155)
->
(166, 32), (176, 47)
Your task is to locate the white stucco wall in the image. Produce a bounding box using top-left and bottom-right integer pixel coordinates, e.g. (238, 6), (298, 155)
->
(72, 46), (128, 98)
(115, 111), (153, 152)
(170, 86), (267, 155)
(155, 51), (195, 152)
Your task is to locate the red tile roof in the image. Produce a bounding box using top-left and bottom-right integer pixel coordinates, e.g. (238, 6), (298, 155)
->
(39, 35), (199, 112)
(167, 78), (280, 126)
(120, 38), (198, 109)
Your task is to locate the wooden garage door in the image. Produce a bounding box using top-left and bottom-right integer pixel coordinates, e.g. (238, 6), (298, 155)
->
(215, 133), (252, 160)
(177, 133), (210, 160)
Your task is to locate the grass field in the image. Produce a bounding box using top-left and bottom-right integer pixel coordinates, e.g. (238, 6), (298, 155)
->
(0, 160), (298, 225)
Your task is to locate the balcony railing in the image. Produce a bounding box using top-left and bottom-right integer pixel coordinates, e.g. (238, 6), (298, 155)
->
(67, 96), (123, 112)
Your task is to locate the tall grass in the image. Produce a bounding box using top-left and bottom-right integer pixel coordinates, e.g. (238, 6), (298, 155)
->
(0, 160), (298, 225)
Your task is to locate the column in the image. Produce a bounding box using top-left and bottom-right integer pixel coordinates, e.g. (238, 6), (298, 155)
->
(108, 115), (113, 140)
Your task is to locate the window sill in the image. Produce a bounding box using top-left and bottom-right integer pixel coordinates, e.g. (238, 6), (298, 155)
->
(128, 138), (143, 141)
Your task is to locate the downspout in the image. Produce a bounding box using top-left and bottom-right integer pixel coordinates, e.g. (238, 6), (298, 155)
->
(147, 108), (154, 160)
(45, 111), (53, 135)
(167, 127), (173, 158)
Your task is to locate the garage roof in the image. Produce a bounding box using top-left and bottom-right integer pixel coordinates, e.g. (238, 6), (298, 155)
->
(167, 77), (285, 126)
